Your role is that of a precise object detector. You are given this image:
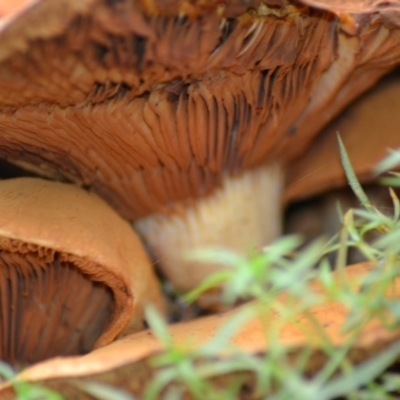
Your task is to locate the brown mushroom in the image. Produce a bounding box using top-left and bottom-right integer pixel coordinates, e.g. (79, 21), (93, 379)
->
(284, 69), (400, 204)
(2, 1), (400, 298)
(0, 177), (164, 366)
(0, 261), (399, 398)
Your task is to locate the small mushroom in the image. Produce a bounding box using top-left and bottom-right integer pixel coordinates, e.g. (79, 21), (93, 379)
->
(0, 177), (164, 366)
(1, 261), (399, 398)
(1, 0), (400, 295)
(284, 70), (400, 204)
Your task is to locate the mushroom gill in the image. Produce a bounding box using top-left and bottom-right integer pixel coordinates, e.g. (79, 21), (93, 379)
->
(1, 0), (400, 294)
(0, 177), (164, 366)
(0, 244), (113, 365)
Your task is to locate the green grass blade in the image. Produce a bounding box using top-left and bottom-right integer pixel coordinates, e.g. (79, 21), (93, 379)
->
(337, 134), (373, 211)
(375, 149), (400, 175)
(72, 381), (136, 400)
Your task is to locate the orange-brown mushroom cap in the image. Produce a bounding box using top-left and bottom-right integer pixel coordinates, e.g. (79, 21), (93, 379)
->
(0, 0), (395, 220)
(0, 0), (339, 219)
(0, 177), (164, 366)
(284, 71), (400, 204)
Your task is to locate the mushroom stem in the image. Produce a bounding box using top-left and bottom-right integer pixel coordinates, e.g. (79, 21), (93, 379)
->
(135, 164), (282, 298)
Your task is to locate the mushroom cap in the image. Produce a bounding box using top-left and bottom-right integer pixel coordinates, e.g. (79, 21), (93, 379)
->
(0, 177), (164, 365)
(1, 261), (399, 397)
(284, 70), (400, 204)
(301, 0), (400, 13)
(0, 1), (36, 19)
(0, 0), (399, 221)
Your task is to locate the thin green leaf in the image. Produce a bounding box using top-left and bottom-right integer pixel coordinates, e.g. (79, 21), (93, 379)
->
(72, 381), (135, 400)
(374, 149), (400, 175)
(337, 134), (373, 211)
(322, 340), (400, 399)
(145, 305), (171, 346)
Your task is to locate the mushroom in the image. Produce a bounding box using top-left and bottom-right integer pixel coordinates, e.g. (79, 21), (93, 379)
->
(0, 177), (164, 366)
(2, 0), (400, 297)
(284, 69), (400, 204)
(1, 261), (399, 398)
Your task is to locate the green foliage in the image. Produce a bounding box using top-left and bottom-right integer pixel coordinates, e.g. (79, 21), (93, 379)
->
(71, 380), (136, 400)
(0, 361), (64, 400)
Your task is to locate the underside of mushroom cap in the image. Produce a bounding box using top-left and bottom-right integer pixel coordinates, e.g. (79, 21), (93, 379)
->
(0, 177), (164, 366)
(0, 238), (114, 366)
(0, 0), (399, 221)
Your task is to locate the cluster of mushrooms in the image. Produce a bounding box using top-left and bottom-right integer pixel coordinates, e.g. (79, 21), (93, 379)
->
(0, 0), (399, 397)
